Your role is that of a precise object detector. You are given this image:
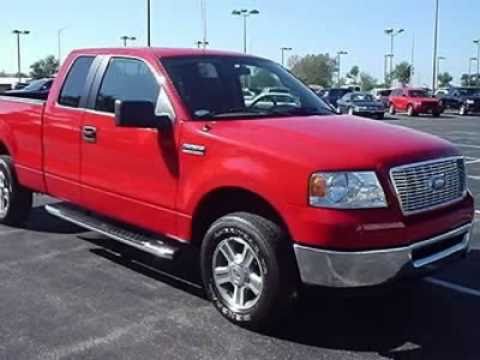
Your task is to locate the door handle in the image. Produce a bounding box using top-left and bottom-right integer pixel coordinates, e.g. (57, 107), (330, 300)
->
(82, 126), (97, 143)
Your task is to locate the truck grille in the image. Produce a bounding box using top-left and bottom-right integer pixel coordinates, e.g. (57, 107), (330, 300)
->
(390, 157), (466, 215)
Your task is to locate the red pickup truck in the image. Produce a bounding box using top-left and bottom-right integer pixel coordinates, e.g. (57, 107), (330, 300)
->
(0, 48), (474, 329)
(389, 87), (442, 117)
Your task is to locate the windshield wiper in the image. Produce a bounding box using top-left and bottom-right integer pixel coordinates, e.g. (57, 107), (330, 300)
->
(194, 108), (267, 119)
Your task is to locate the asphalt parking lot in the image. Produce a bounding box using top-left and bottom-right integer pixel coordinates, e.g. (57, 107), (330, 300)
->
(0, 113), (479, 360)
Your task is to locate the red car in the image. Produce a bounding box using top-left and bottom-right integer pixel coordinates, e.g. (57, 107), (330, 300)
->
(389, 87), (442, 117)
(0, 48), (474, 329)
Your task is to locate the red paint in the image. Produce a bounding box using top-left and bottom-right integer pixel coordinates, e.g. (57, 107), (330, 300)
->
(0, 48), (474, 251)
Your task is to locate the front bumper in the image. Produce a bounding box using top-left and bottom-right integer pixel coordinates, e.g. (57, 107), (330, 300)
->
(294, 222), (473, 288)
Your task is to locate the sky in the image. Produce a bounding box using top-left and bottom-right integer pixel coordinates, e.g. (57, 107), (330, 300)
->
(1, 0), (479, 86)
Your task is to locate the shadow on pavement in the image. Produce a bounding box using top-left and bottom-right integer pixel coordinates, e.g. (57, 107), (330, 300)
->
(20, 206), (85, 234)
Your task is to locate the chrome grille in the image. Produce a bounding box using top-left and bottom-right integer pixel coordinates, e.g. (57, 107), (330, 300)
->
(390, 157), (466, 215)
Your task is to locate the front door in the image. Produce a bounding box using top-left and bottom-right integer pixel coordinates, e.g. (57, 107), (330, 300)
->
(80, 57), (179, 236)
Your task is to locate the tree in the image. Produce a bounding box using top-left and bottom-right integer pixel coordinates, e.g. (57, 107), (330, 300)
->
(250, 69), (280, 89)
(289, 54), (337, 88)
(461, 73), (478, 87)
(30, 55), (59, 79)
(359, 72), (378, 92)
(392, 62), (412, 86)
(346, 65), (360, 84)
(437, 72), (453, 88)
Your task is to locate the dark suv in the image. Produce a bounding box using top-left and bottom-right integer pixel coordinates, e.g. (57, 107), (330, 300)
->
(436, 87), (480, 115)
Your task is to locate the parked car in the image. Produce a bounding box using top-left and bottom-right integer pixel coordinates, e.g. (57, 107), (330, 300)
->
(261, 87), (290, 94)
(5, 78), (54, 100)
(371, 88), (392, 107)
(0, 48), (473, 329)
(436, 87), (480, 115)
(389, 87), (442, 117)
(337, 92), (385, 119)
(323, 88), (353, 107)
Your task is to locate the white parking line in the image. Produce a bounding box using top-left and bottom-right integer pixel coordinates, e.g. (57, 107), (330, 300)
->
(466, 159), (480, 165)
(455, 143), (480, 150)
(425, 277), (480, 297)
(476, 210), (480, 216)
(469, 175), (480, 181)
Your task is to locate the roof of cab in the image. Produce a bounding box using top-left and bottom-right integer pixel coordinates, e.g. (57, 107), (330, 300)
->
(68, 47), (251, 59)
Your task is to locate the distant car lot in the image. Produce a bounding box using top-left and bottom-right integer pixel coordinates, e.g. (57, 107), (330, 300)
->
(0, 113), (479, 360)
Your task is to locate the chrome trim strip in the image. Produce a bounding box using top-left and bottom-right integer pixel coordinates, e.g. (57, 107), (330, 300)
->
(389, 156), (467, 216)
(0, 95), (45, 105)
(294, 222), (472, 288)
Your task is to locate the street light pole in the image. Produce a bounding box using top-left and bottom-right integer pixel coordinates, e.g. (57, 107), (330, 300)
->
(432, 0), (440, 94)
(336, 50), (348, 85)
(384, 28), (405, 79)
(12, 30), (30, 82)
(57, 27), (68, 62)
(469, 57), (478, 86)
(281, 47), (292, 67)
(121, 36), (136, 47)
(474, 40), (480, 86)
(232, 9), (260, 54)
(436, 56), (445, 89)
(147, 0), (151, 46)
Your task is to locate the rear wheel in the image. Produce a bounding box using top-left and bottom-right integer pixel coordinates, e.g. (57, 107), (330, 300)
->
(0, 156), (32, 225)
(376, 113), (385, 120)
(200, 212), (298, 330)
(348, 107), (354, 116)
(407, 104), (417, 117)
(459, 104), (468, 116)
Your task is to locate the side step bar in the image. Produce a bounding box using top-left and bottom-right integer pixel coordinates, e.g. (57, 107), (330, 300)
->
(45, 203), (178, 260)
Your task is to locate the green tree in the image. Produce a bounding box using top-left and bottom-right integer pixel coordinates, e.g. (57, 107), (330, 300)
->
(460, 73), (478, 87)
(359, 72), (378, 92)
(437, 72), (453, 88)
(249, 69), (280, 89)
(289, 54), (336, 88)
(346, 65), (360, 84)
(30, 55), (59, 79)
(392, 62), (412, 86)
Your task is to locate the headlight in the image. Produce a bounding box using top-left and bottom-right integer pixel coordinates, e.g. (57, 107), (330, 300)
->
(466, 99), (475, 105)
(309, 172), (387, 208)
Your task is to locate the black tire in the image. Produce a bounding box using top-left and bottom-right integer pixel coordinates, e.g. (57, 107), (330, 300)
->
(389, 104), (396, 115)
(376, 113), (385, 120)
(0, 156), (32, 225)
(432, 111), (441, 118)
(407, 104), (416, 117)
(200, 212), (298, 330)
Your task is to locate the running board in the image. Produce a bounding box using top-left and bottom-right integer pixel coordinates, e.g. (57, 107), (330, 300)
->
(45, 203), (178, 260)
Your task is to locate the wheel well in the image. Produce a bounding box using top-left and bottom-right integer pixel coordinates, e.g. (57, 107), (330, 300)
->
(191, 187), (291, 245)
(0, 142), (10, 156)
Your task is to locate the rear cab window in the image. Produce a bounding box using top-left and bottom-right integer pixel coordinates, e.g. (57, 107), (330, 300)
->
(58, 56), (95, 108)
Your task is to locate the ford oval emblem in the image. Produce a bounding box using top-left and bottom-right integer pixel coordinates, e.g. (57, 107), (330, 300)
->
(430, 174), (446, 191)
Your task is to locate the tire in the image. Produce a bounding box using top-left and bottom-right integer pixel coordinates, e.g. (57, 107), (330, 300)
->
(0, 156), (32, 225)
(389, 104), (396, 115)
(459, 104), (468, 116)
(348, 107), (354, 116)
(200, 212), (298, 330)
(376, 113), (385, 120)
(432, 111), (441, 118)
(407, 104), (416, 117)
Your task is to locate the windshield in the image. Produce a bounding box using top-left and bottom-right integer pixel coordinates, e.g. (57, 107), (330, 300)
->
(351, 93), (374, 102)
(409, 90), (429, 98)
(22, 79), (51, 91)
(161, 56), (333, 119)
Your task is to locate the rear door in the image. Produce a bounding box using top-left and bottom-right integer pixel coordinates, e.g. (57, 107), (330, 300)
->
(43, 55), (98, 203)
(80, 56), (178, 236)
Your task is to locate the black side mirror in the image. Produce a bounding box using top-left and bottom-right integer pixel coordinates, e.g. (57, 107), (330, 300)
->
(114, 100), (171, 129)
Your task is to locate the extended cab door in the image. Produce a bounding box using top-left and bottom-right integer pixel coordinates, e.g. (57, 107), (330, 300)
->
(43, 55), (98, 203)
(80, 56), (179, 236)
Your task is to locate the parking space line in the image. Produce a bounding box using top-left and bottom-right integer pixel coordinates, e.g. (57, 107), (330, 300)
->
(466, 159), (480, 165)
(476, 210), (480, 216)
(469, 175), (480, 181)
(455, 143), (480, 150)
(425, 277), (480, 297)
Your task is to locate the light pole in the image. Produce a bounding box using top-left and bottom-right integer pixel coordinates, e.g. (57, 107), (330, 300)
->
(384, 54), (393, 85)
(281, 47), (292, 67)
(474, 39), (480, 86)
(200, 0), (208, 49)
(232, 9), (260, 54)
(121, 36), (136, 47)
(384, 28), (405, 78)
(432, 0), (440, 94)
(12, 30), (30, 82)
(469, 57), (478, 86)
(436, 56), (445, 89)
(58, 27), (68, 62)
(147, 0), (151, 46)
(196, 40), (209, 49)
(336, 51), (348, 85)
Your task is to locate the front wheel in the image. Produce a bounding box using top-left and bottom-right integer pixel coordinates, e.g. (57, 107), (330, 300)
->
(407, 104), (417, 117)
(389, 104), (396, 115)
(459, 104), (468, 116)
(0, 156), (32, 225)
(200, 212), (298, 329)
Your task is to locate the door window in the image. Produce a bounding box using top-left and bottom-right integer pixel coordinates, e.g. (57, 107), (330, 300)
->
(95, 58), (160, 113)
(58, 56), (95, 107)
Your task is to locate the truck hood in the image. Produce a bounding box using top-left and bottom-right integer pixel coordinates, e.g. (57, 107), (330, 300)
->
(212, 115), (457, 171)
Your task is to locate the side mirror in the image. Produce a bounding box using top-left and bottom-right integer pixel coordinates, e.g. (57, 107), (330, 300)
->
(114, 100), (171, 129)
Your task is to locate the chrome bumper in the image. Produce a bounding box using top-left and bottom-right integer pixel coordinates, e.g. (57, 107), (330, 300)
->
(294, 223), (473, 288)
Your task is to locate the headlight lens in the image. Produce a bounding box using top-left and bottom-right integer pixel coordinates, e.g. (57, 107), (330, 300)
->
(309, 172), (387, 208)
(466, 99), (475, 105)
